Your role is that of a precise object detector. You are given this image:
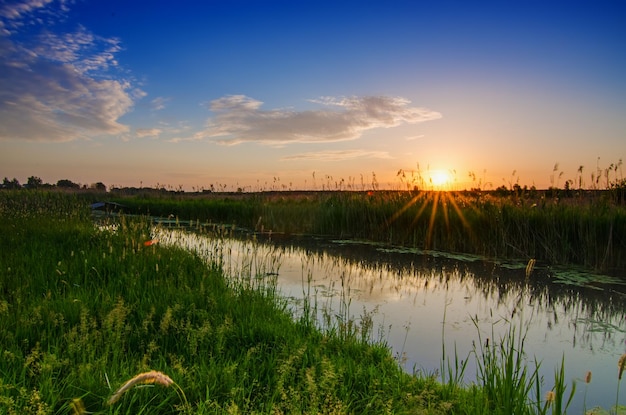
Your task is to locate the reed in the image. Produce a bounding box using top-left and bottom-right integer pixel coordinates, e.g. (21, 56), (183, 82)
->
(104, 188), (626, 273)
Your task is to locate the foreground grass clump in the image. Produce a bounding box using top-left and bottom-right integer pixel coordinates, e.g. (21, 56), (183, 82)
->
(0, 190), (452, 414)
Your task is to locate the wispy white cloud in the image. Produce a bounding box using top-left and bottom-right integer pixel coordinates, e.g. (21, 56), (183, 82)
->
(405, 134), (425, 141)
(33, 25), (123, 73)
(0, 0), (65, 34)
(150, 97), (169, 111)
(281, 149), (393, 162)
(183, 94), (441, 145)
(0, 0), (139, 142)
(135, 128), (161, 138)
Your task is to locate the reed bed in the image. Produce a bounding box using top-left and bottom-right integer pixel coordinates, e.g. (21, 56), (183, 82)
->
(1, 190), (624, 414)
(108, 189), (626, 273)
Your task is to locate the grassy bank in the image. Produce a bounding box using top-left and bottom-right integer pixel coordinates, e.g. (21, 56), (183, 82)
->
(2, 190), (623, 414)
(103, 189), (626, 274)
(0, 190), (452, 414)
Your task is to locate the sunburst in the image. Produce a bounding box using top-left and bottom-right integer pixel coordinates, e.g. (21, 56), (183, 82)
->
(430, 170), (451, 189)
(388, 189), (475, 250)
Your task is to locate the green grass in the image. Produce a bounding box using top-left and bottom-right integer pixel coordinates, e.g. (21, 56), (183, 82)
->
(1, 190), (624, 414)
(0, 191), (451, 414)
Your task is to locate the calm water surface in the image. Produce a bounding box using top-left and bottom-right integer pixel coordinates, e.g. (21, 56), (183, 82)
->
(155, 225), (626, 412)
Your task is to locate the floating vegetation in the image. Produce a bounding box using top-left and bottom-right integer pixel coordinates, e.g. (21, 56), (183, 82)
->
(498, 261), (532, 271)
(549, 269), (626, 289)
(331, 238), (383, 247)
(331, 238), (485, 262)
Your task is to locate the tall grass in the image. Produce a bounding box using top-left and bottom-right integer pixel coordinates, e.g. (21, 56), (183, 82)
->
(107, 189), (626, 273)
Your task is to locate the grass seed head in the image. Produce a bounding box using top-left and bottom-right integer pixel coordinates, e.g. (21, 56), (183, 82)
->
(107, 370), (174, 405)
(585, 370), (592, 384)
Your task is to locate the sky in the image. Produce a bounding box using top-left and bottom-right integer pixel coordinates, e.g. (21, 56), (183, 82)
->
(1, 0), (625, 191)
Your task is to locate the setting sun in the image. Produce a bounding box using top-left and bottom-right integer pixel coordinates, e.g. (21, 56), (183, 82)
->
(429, 170), (451, 189)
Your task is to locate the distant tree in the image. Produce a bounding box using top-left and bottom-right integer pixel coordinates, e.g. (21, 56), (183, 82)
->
(56, 179), (79, 189)
(564, 179), (573, 197)
(494, 185), (509, 197)
(26, 176), (43, 189)
(90, 182), (107, 192)
(2, 177), (21, 189)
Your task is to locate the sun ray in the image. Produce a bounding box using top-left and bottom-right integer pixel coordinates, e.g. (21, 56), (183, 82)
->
(426, 191), (440, 248)
(447, 193), (474, 235)
(386, 187), (478, 252)
(388, 194), (423, 224)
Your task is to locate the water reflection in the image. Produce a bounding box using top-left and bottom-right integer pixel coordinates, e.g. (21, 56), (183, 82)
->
(155, 226), (626, 412)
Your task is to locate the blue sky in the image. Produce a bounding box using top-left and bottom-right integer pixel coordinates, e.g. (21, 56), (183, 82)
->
(1, 0), (625, 190)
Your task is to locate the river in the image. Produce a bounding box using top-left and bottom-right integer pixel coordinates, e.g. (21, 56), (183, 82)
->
(154, 224), (626, 413)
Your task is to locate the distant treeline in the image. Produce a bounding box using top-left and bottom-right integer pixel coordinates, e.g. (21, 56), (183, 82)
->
(3, 166), (626, 203)
(1, 176), (106, 191)
(2, 174), (626, 205)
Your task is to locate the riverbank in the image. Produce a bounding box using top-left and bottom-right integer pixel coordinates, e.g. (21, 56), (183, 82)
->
(1, 191), (620, 414)
(0, 191), (454, 413)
